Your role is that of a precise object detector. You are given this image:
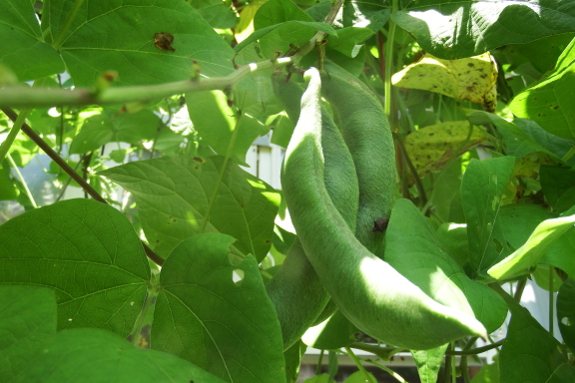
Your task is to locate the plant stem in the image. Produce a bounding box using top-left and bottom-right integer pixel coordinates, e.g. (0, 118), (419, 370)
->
(344, 347), (376, 383)
(445, 340), (505, 355)
(364, 359), (407, 383)
(7, 153), (38, 208)
(561, 145), (575, 162)
(549, 266), (554, 337)
(0, 107), (165, 266)
(0, 57), (292, 108)
(0, 108), (31, 165)
(315, 350), (325, 375)
(513, 277), (527, 302)
(383, 0), (398, 119)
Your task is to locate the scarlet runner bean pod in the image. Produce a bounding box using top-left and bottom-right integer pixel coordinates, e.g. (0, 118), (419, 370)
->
(266, 72), (359, 349)
(282, 67), (486, 350)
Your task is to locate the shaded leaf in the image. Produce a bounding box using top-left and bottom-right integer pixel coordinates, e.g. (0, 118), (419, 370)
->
(13, 328), (227, 383)
(461, 157), (515, 276)
(509, 37), (575, 140)
(284, 341), (307, 383)
(186, 91), (269, 165)
(386, 199), (507, 333)
(152, 233), (285, 383)
(190, 0), (238, 29)
(101, 156), (279, 261)
(540, 165), (575, 214)
(0, 199), (150, 336)
(498, 288), (574, 383)
(391, 1), (575, 60)
(0, 0), (64, 81)
(69, 109), (161, 154)
(302, 310), (358, 350)
(470, 357), (499, 383)
(43, 0), (235, 86)
(0, 286), (57, 383)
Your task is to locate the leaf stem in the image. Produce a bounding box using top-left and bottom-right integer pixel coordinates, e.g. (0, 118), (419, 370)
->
(7, 153), (38, 208)
(383, 0), (398, 119)
(0, 107), (31, 165)
(363, 359), (407, 383)
(549, 266), (554, 336)
(445, 340), (504, 355)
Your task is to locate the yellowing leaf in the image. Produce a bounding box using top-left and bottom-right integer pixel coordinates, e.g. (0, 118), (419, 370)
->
(235, 3), (264, 43)
(405, 121), (488, 183)
(392, 53), (498, 110)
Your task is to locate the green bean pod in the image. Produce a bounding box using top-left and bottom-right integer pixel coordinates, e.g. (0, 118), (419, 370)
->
(321, 61), (395, 256)
(266, 72), (358, 349)
(282, 67), (486, 350)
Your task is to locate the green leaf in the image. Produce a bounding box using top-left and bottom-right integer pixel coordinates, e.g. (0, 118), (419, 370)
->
(13, 328), (227, 383)
(0, 199), (151, 336)
(557, 278), (575, 354)
(152, 233), (285, 383)
(343, 370), (377, 383)
(509, 37), (575, 140)
(284, 341), (307, 383)
(498, 288), (574, 383)
(101, 155), (280, 261)
(391, 1), (575, 60)
(541, 165), (575, 214)
(186, 91), (269, 165)
(499, 204), (575, 278)
(43, 0), (235, 86)
(326, 27), (374, 58)
(461, 157), (515, 275)
(513, 118), (575, 166)
(430, 159), (465, 224)
(270, 113), (295, 149)
(0, 286), (57, 383)
(506, 33), (575, 74)
(341, 0), (390, 31)
(386, 199), (507, 333)
(303, 374), (330, 383)
(0, 0), (64, 81)
(470, 357), (499, 383)
(411, 344), (449, 383)
(69, 109), (161, 154)
(436, 222), (470, 267)
(488, 212), (575, 279)
(302, 310), (358, 350)
(189, 0), (238, 29)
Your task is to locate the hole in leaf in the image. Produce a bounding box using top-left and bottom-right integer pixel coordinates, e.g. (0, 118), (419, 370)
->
(232, 269), (245, 285)
(562, 317), (572, 326)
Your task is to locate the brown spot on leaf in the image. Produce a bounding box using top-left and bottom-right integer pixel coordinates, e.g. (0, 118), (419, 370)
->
(154, 32), (175, 52)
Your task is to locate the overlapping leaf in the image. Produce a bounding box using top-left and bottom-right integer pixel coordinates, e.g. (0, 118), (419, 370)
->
(0, 199), (150, 336)
(42, 0), (235, 86)
(101, 155), (279, 261)
(152, 233), (285, 383)
(461, 157), (514, 275)
(391, 0), (575, 60)
(557, 278), (575, 354)
(0, 0), (64, 81)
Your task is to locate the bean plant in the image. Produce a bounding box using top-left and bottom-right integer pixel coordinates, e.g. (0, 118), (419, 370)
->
(0, 0), (574, 382)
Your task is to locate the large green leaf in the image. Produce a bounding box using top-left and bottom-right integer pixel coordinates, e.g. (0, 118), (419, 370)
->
(509, 37), (575, 140)
(461, 157), (515, 276)
(42, 0), (235, 86)
(386, 199), (507, 332)
(13, 328), (227, 383)
(499, 204), (575, 277)
(557, 278), (575, 354)
(152, 233), (285, 383)
(0, 286), (57, 383)
(302, 310), (358, 350)
(488, 212), (575, 279)
(101, 155), (279, 261)
(391, 1), (575, 60)
(498, 288), (575, 383)
(0, 0), (64, 81)
(69, 109), (161, 154)
(0, 199), (151, 336)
